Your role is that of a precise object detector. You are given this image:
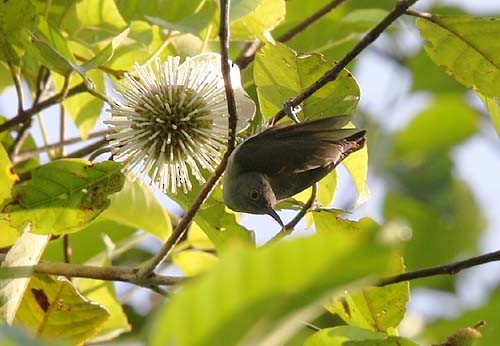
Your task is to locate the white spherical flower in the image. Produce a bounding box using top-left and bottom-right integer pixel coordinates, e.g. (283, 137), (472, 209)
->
(105, 53), (255, 194)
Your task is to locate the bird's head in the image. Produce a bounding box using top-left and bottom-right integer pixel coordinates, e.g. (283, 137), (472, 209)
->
(223, 172), (283, 227)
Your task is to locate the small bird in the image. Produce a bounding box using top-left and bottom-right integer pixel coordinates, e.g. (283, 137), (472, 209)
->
(223, 115), (366, 227)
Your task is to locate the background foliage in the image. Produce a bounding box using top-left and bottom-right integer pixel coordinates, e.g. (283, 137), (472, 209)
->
(0, 0), (499, 345)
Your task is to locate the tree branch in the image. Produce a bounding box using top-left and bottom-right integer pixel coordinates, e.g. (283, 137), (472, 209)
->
(134, 0), (240, 279)
(269, 0), (420, 125)
(0, 256), (183, 291)
(234, 0), (349, 69)
(378, 250), (500, 286)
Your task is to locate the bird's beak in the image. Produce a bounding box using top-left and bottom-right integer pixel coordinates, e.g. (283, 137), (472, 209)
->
(267, 208), (284, 228)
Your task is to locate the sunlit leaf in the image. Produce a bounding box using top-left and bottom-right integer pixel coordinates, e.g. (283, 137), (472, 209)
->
(304, 326), (419, 346)
(0, 145), (17, 204)
(417, 15), (500, 97)
(61, 0), (127, 44)
(478, 94), (500, 138)
(0, 159), (124, 235)
(82, 28), (130, 71)
(14, 274), (110, 345)
(343, 144), (370, 207)
(254, 42), (359, 121)
(0, 227), (49, 324)
(75, 256), (130, 342)
(327, 258), (409, 332)
(150, 227), (391, 346)
(230, 0), (286, 41)
(173, 250), (218, 276)
(100, 176), (172, 241)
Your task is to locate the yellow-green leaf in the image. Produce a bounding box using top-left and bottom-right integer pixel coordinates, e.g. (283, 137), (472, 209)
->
(100, 176), (172, 241)
(14, 274), (110, 345)
(150, 227), (390, 346)
(0, 159), (124, 235)
(0, 227), (49, 324)
(254, 42), (360, 121)
(417, 15), (500, 97)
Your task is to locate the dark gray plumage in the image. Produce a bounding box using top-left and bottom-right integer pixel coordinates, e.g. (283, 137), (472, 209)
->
(223, 115), (366, 226)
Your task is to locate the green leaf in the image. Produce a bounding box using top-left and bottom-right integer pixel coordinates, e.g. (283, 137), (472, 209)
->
(26, 17), (81, 76)
(14, 274), (110, 345)
(0, 228), (49, 324)
(417, 15), (500, 97)
(61, 0), (128, 44)
(193, 202), (255, 251)
(408, 49), (466, 94)
(230, 0), (286, 41)
(326, 258), (409, 332)
(100, 176), (172, 241)
(254, 42), (360, 121)
(82, 28), (130, 71)
(317, 171), (337, 207)
(0, 0), (36, 37)
(0, 145), (17, 204)
(0, 159), (124, 235)
(394, 95), (478, 162)
(75, 257), (130, 342)
(304, 326), (419, 346)
(104, 21), (169, 70)
(146, 1), (216, 37)
(343, 145), (370, 207)
(384, 180), (484, 289)
(41, 219), (137, 264)
(0, 324), (69, 346)
(274, 5), (388, 61)
(172, 250), (218, 276)
(150, 227), (391, 346)
(478, 94), (500, 138)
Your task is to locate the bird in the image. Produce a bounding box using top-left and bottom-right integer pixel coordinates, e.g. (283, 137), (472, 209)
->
(223, 115), (366, 227)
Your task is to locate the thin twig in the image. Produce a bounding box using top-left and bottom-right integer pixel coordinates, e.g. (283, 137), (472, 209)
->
(13, 129), (112, 164)
(378, 250), (500, 286)
(59, 104), (66, 157)
(269, 184), (317, 243)
(278, 0), (349, 43)
(0, 37), (24, 114)
(269, 0), (420, 125)
(134, 0), (239, 279)
(9, 68), (52, 159)
(65, 138), (109, 159)
(0, 82), (87, 133)
(234, 0), (349, 69)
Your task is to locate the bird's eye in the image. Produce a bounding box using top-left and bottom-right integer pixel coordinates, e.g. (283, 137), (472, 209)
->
(249, 189), (260, 200)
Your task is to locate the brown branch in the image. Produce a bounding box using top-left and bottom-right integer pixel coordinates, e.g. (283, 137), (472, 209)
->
(234, 0), (349, 69)
(134, 0), (240, 279)
(378, 250), (500, 286)
(65, 138), (109, 159)
(0, 82), (87, 133)
(0, 259), (182, 291)
(269, 0), (420, 125)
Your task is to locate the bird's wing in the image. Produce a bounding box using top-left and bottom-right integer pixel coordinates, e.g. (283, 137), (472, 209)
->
(233, 116), (364, 176)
